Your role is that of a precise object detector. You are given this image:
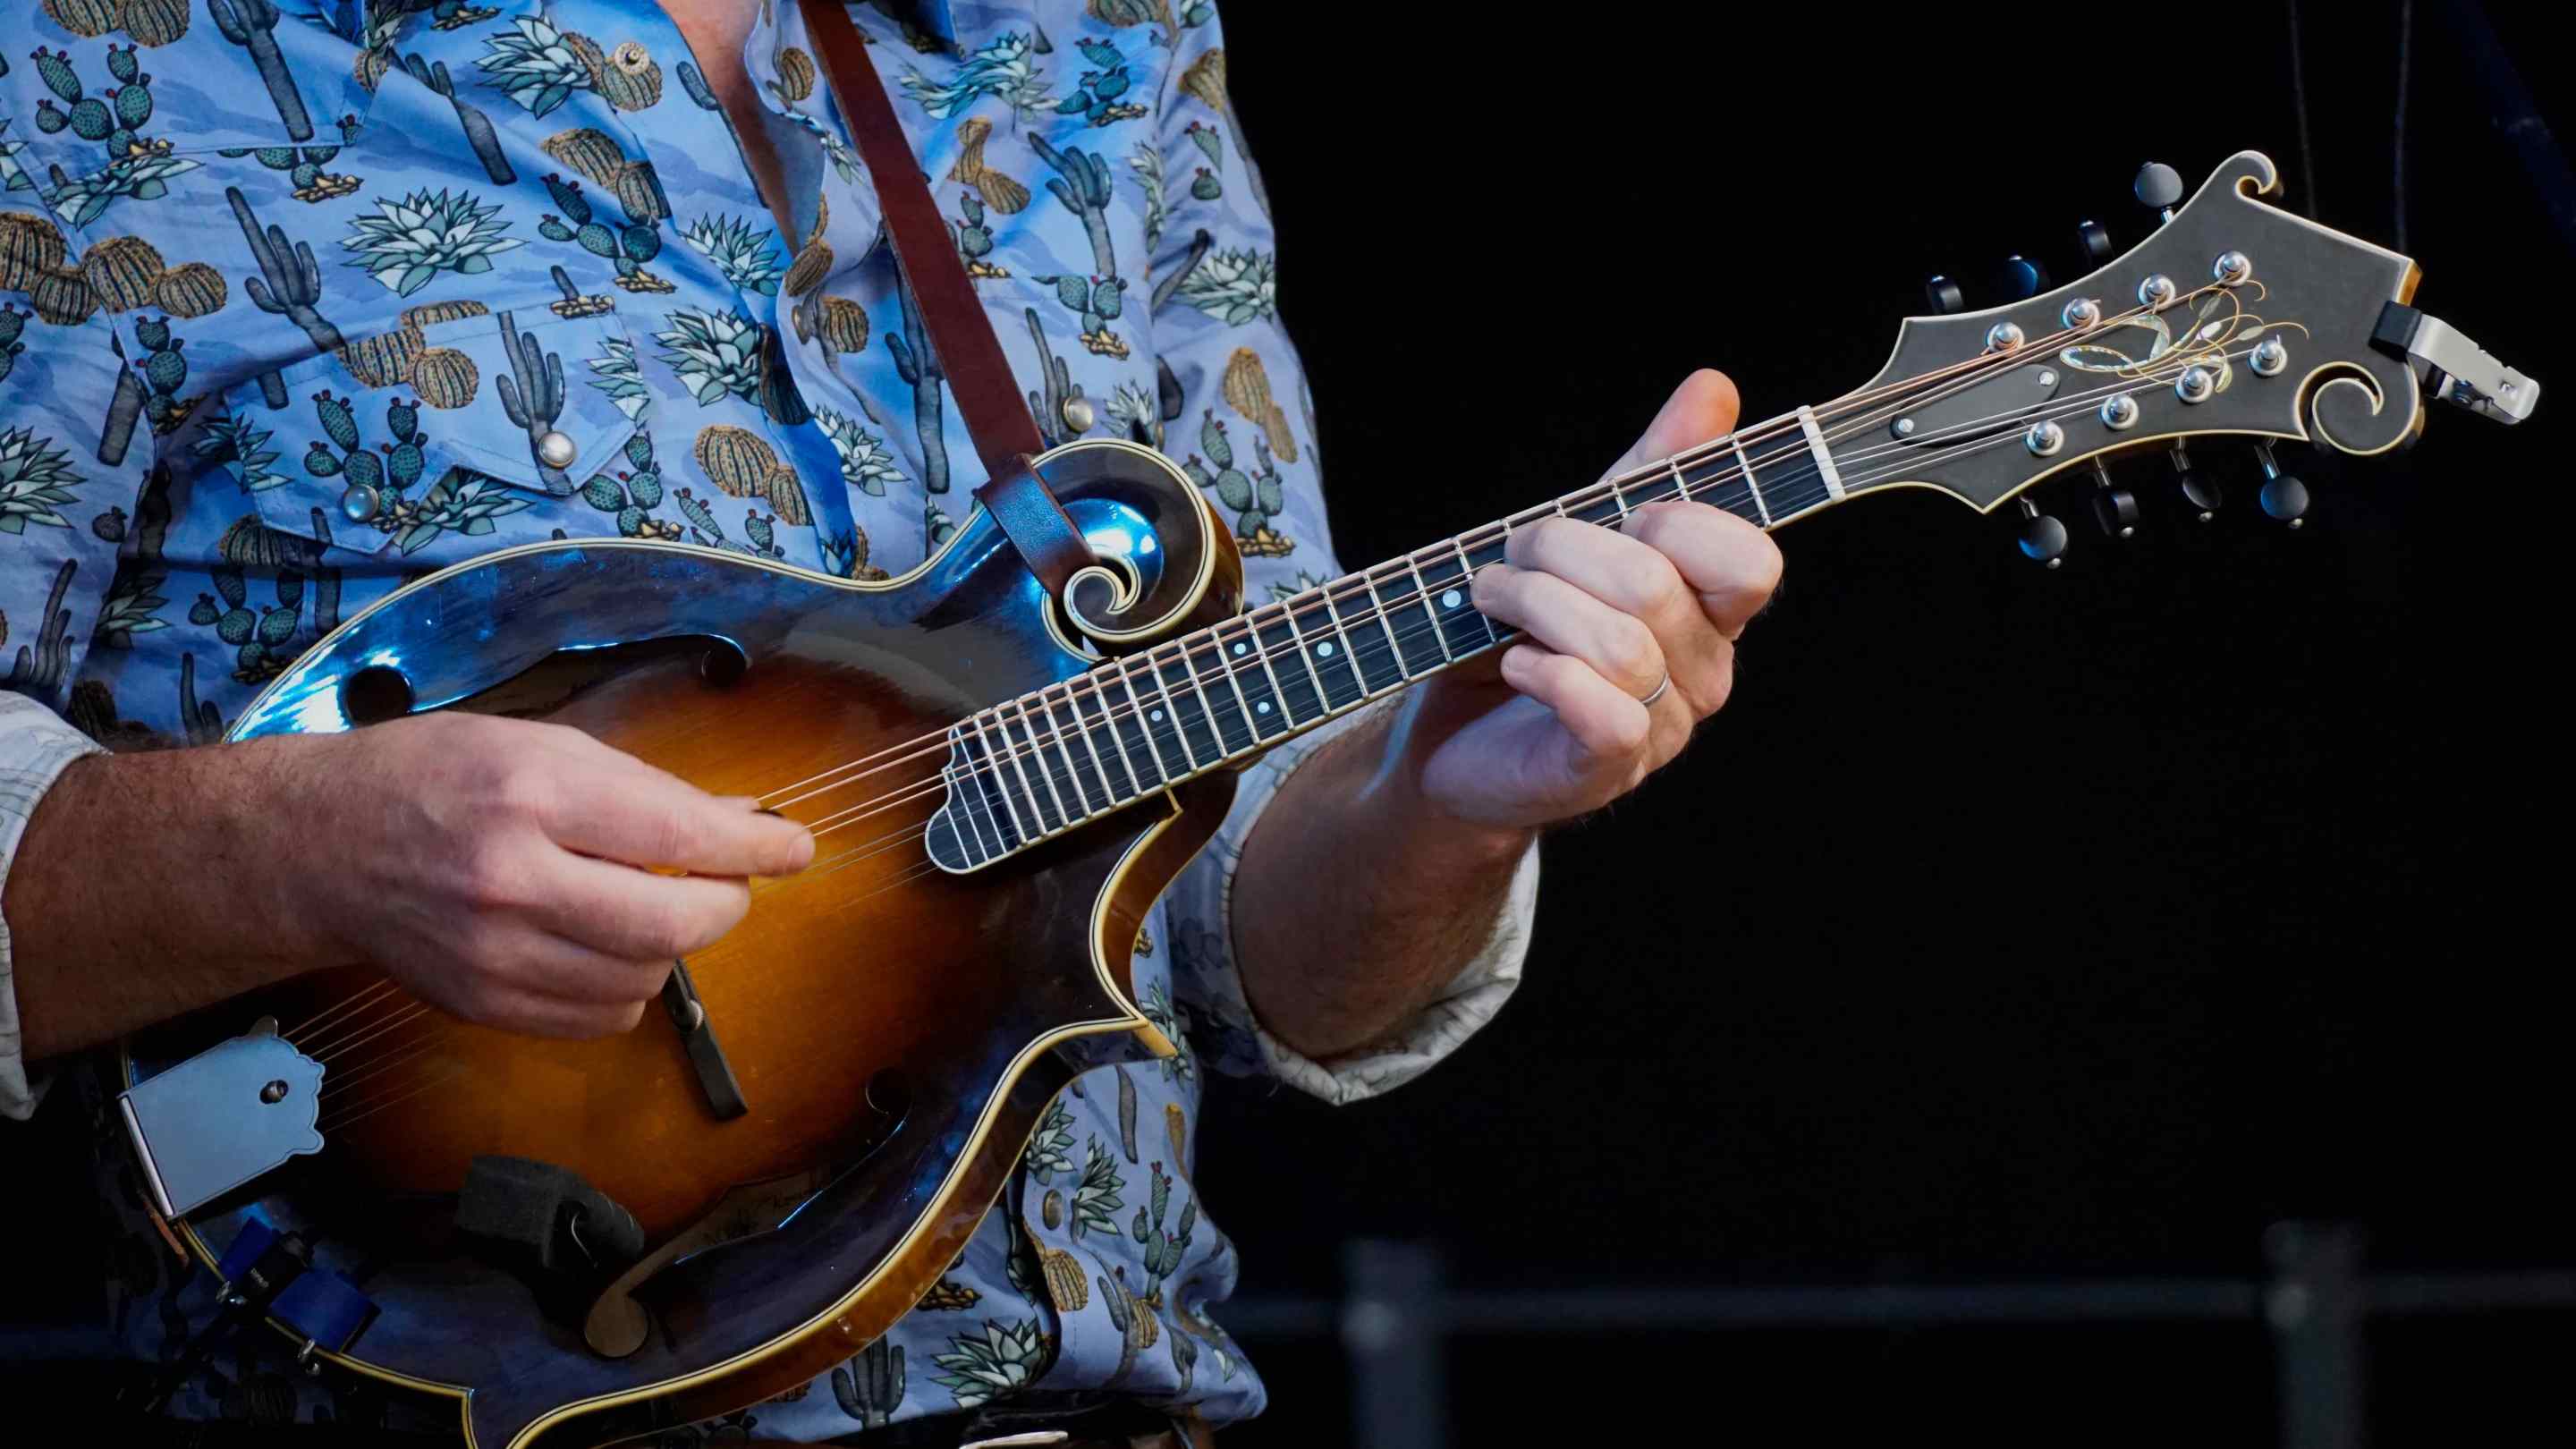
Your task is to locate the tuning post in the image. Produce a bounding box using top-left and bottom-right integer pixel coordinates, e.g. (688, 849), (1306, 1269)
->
(2024, 419), (2065, 456)
(1987, 320), (2025, 352)
(2170, 442), (2221, 521)
(2063, 297), (2102, 330)
(2089, 457), (2139, 538)
(2250, 336), (2289, 377)
(2135, 162), (2185, 224)
(2253, 440), (2310, 526)
(2140, 274), (2178, 309)
(2099, 394), (2140, 430)
(2174, 365), (2216, 404)
(2214, 250), (2253, 285)
(2016, 496), (2069, 567)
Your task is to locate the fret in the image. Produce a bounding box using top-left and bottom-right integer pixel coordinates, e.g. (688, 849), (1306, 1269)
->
(1460, 530), (1509, 572)
(971, 711), (1042, 845)
(1330, 576), (1410, 693)
(1107, 659), (1174, 790)
(1401, 555), (1455, 665)
(1665, 457), (1692, 504)
(1794, 405), (1847, 502)
(1148, 649), (1224, 767)
(1219, 620), (1296, 741)
(1436, 538), (1499, 654)
(1285, 599), (1366, 711)
(1182, 639), (1258, 755)
(1368, 566), (1448, 678)
(1730, 434), (1773, 526)
(997, 700), (1070, 835)
(1042, 685), (1112, 816)
(1605, 473), (1631, 521)
(1073, 675), (1141, 800)
(1257, 606), (1329, 724)
(1562, 487), (1623, 529)
(1022, 692), (1089, 823)
(945, 729), (1001, 862)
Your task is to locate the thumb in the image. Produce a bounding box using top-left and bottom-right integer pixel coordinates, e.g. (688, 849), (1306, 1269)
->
(1607, 369), (1742, 478)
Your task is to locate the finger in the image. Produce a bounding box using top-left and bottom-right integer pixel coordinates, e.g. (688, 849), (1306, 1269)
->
(470, 982), (651, 1039)
(1496, 643), (1652, 767)
(525, 853), (757, 965)
(1504, 516), (1694, 632)
(542, 763), (817, 877)
(1472, 564), (1665, 701)
(1622, 500), (1784, 640)
(1607, 369), (1743, 478)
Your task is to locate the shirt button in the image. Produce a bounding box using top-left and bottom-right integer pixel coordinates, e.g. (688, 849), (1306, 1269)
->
(1060, 395), (1096, 434)
(339, 483), (379, 522)
(536, 429), (578, 469)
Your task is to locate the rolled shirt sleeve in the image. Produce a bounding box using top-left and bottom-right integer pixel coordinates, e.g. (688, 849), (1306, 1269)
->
(0, 693), (106, 1121)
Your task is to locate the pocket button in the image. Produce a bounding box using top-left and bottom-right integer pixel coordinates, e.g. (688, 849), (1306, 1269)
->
(536, 430), (578, 470)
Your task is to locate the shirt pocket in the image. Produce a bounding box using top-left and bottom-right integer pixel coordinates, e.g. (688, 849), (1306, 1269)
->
(214, 299), (646, 569)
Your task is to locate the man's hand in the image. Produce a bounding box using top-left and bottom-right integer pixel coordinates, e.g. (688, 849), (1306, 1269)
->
(1233, 370), (1781, 1060)
(7, 714), (814, 1059)
(1402, 369), (1783, 831)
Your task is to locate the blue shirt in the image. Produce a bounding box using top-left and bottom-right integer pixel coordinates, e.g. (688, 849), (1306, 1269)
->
(0, 0), (1537, 1436)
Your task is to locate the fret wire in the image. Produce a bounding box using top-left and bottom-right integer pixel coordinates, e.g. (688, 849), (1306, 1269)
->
(972, 710), (1038, 845)
(1013, 695), (1077, 826)
(1665, 457), (1693, 501)
(1317, 585), (1371, 696)
(1235, 613), (1298, 731)
(1358, 568), (1411, 682)
(943, 731), (994, 864)
(1730, 434), (1773, 526)
(1447, 537), (1498, 648)
(1114, 656), (1176, 784)
(1171, 639), (1233, 755)
(1195, 630), (1261, 746)
(1046, 682), (1107, 815)
(1401, 555), (1455, 665)
(1080, 672), (1140, 799)
(1606, 473), (1630, 521)
(1276, 602), (1335, 713)
(1139, 647), (1203, 771)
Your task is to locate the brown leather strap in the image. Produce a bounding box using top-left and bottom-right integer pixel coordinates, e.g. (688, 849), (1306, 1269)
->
(800, 0), (1097, 596)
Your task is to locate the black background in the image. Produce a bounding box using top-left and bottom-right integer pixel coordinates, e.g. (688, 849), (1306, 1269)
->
(1201, 1), (2569, 1442)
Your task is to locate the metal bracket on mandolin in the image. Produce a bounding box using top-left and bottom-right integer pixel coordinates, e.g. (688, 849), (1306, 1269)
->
(119, 1018), (327, 1219)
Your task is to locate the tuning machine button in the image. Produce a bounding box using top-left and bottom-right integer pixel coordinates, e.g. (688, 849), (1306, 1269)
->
(2016, 496), (2068, 568)
(1926, 275), (1965, 315)
(2089, 458), (2139, 538)
(2077, 219), (2114, 265)
(2170, 442), (2221, 521)
(2254, 440), (2309, 526)
(2135, 161), (2185, 223)
(2003, 254), (2052, 301)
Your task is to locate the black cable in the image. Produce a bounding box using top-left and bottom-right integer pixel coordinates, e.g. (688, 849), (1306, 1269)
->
(2285, 0), (2320, 218)
(2395, 0), (2413, 252)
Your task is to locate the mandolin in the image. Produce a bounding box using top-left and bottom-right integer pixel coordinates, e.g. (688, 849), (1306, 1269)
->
(115, 152), (2533, 1448)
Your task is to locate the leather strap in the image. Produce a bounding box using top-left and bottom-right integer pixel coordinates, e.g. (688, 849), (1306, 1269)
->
(800, 0), (1097, 597)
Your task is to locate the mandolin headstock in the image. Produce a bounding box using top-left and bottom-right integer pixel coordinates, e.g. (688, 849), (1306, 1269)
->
(1836, 151), (2537, 543)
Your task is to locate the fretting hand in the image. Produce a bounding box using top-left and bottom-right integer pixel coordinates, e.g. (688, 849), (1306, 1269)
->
(1401, 370), (1784, 832)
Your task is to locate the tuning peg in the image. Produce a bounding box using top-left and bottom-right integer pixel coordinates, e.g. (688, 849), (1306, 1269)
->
(2253, 441), (2310, 527)
(2077, 219), (2114, 265)
(2135, 162), (2184, 223)
(2089, 458), (2139, 538)
(1925, 275), (1965, 314)
(2169, 441), (2221, 521)
(2016, 496), (2068, 568)
(2003, 254), (2052, 301)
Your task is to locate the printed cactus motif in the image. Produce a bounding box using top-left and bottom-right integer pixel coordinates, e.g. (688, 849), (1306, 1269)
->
(816, 407), (905, 498)
(1183, 409), (1292, 555)
(1129, 1160), (1197, 1299)
(918, 1277), (981, 1312)
(1056, 38), (1146, 126)
(782, 238), (832, 299)
(1172, 245), (1275, 325)
(658, 309), (762, 405)
(31, 47), (200, 225)
(0, 425), (84, 535)
(128, 313), (199, 434)
(945, 117), (1030, 215)
(928, 1319), (1047, 1409)
(1070, 1136), (1124, 1239)
(538, 168), (672, 293)
(829, 1339), (904, 1431)
(186, 555), (301, 682)
(887, 272), (952, 513)
(1030, 135), (1128, 354)
(1140, 982), (1194, 1084)
(0, 214), (69, 292)
(811, 296), (869, 353)
(402, 299), (491, 329)
(299, 389), (402, 501)
(1025, 1095), (1077, 1182)
(118, 0), (189, 46)
(896, 32), (1054, 126)
(408, 347), (479, 408)
(0, 306), (25, 388)
(768, 47), (815, 105)
(953, 190), (1006, 280)
(1021, 307), (1087, 447)
(577, 430), (679, 539)
(1102, 377), (1163, 449)
(384, 471), (533, 554)
(1125, 140), (1165, 255)
(215, 141), (360, 203)
(207, 0), (314, 140)
(399, 52), (514, 185)
(230, 186), (343, 356)
(79, 234), (163, 310)
(597, 41), (662, 111)
(343, 188), (524, 297)
(1220, 346), (1297, 462)
(1116, 1064), (1138, 1162)
(149, 262), (225, 318)
(335, 324), (424, 389)
(674, 57), (721, 112)
(5, 558), (80, 691)
(681, 214), (784, 295)
(1092, 1263), (1156, 1388)
(492, 311), (572, 490)
(194, 410), (284, 492)
(586, 332), (648, 420)
(692, 424), (809, 527)
(477, 17), (600, 118)
(41, 0), (123, 38)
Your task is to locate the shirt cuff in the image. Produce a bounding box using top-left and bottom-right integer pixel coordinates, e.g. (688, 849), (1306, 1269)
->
(0, 693), (107, 1122)
(1165, 711), (1539, 1107)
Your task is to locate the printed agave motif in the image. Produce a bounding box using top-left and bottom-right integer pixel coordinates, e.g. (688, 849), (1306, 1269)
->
(1174, 247), (1275, 325)
(587, 333), (648, 420)
(1024, 1096), (1076, 1182)
(43, 150), (200, 229)
(1125, 141), (1164, 255)
(0, 121), (30, 195)
(680, 214), (784, 296)
(655, 307), (762, 405)
(195, 411), (287, 492)
(0, 425), (82, 533)
(899, 32), (1054, 125)
(928, 1318), (1048, 1408)
(1071, 1136), (1124, 1238)
(343, 187), (524, 296)
(816, 407), (905, 496)
(1103, 378), (1160, 448)
(1140, 983), (1193, 1084)
(477, 16), (599, 117)
(390, 472), (533, 553)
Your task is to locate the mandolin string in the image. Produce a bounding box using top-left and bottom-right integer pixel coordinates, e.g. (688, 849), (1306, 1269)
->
(751, 285), (2235, 824)
(291, 301), (2256, 1099)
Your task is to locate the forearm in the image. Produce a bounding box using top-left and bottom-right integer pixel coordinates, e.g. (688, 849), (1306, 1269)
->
(1232, 700), (1534, 1061)
(5, 741), (335, 1062)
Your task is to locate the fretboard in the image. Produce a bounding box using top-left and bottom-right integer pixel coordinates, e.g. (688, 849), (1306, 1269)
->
(928, 409), (1843, 870)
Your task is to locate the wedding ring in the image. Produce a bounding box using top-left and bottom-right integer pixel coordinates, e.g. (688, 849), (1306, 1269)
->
(1638, 673), (1672, 708)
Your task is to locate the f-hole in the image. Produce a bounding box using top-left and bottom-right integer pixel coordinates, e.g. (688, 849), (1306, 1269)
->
(342, 665), (415, 725)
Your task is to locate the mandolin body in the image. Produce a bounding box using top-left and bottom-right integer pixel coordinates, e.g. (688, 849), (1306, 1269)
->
(123, 440), (1244, 1449)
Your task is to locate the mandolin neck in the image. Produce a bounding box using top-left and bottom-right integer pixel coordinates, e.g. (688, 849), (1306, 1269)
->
(929, 407), (1852, 868)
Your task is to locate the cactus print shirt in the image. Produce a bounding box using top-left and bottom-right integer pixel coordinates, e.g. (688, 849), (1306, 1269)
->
(0, 0), (1539, 1438)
